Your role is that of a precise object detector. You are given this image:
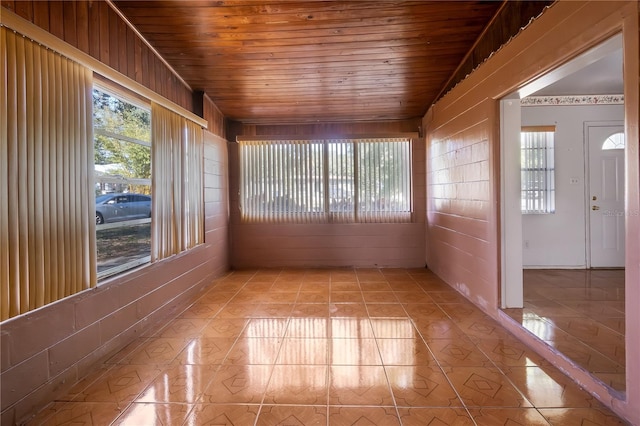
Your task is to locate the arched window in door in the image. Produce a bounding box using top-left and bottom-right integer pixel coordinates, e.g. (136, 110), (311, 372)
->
(602, 132), (625, 150)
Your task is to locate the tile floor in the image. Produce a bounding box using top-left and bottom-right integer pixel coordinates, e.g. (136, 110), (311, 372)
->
(504, 269), (625, 392)
(26, 268), (628, 425)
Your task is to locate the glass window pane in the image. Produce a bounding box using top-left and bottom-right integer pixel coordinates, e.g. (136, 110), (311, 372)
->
(93, 88), (151, 280)
(521, 130), (555, 214)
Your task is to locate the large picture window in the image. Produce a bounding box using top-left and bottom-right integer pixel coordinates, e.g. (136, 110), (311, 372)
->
(93, 88), (152, 279)
(521, 126), (555, 214)
(1, 24), (206, 319)
(239, 137), (412, 223)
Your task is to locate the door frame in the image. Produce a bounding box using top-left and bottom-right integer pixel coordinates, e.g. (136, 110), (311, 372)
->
(583, 120), (626, 268)
(499, 34), (624, 310)
(500, 97), (523, 309)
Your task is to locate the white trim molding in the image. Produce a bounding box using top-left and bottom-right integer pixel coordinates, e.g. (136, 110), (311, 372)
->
(521, 94), (624, 106)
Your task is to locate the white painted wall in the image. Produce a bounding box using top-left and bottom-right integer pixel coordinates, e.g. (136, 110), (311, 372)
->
(521, 103), (624, 267)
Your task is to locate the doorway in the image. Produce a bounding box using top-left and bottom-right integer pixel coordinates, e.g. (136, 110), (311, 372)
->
(500, 35), (626, 392)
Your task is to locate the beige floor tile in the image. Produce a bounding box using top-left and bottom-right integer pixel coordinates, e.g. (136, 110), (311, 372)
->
(251, 303), (294, 318)
(329, 303), (369, 318)
(262, 292), (299, 303)
(224, 337), (283, 365)
(136, 364), (218, 403)
(370, 318), (416, 338)
(257, 405), (327, 425)
(362, 291), (398, 303)
(366, 303), (408, 317)
(120, 337), (190, 365)
(198, 292), (237, 305)
(359, 281), (393, 291)
(386, 365), (463, 407)
(394, 291), (434, 303)
(216, 303), (257, 318)
(291, 303), (330, 317)
(177, 303), (223, 319)
(442, 366), (533, 408)
(74, 364), (163, 404)
(474, 337), (552, 368)
(412, 317), (468, 340)
(502, 365), (607, 409)
(270, 281), (302, 292)
(243, 318), (289, 338)
(538, 407), (629, 425)
(156, 318), (211, 339)
(184, 404), (259, 425)
(200, 318), (248, 338)
(201, 364), (273, 404)
(263, 365), (328, 405)
(286, 317), (329, 338)
(426, 338), (494, 367)
(329, 365), (394, 406)
(468, 408), (551, 425)
(397, 407), (475, 425)
(331, 281), (361, 291)
(174, 337), (235, 365)
(377, 338), (436, 366)
(296, 292), (330, 303)
(330, 338), (382, 365)
(328, 406), (400, 425)
(330, 291), (364, 303)
(277, 338), (328, 364)
(112, 402), (191, 425)
(25, 402), (123, 426)
(329, 317), (375, 338)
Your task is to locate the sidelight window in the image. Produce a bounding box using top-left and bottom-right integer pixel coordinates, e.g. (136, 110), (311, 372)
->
(521, 126), (555, 214)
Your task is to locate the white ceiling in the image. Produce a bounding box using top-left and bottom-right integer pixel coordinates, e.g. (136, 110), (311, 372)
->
(532, 38), (623, 96)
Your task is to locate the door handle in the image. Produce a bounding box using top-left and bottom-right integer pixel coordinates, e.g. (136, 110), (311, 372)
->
(592, 205), (600, 211)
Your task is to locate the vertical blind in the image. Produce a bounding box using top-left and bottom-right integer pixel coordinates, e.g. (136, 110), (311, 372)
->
(151, 103), (204, 261)
(356, 138), (412, 223)
(240, 139), (326, 223)
(1, 27), (96, 320)
(239, 137), (411, 223)
(521, 126), (555, 214)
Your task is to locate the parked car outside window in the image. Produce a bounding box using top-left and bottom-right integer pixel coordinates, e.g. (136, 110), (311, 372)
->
(95, 193), (151, 224)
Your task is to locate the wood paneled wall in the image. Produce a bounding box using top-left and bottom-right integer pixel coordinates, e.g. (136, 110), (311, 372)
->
(423, 1), (639, 424)
(1, 0), (194, 112)
(229, 119), (421, 140)
(204, 95), (226, 139)
(437, 0), (553, 101)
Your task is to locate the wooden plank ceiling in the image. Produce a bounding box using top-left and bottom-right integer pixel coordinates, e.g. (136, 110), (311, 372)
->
(113, 1), (504, 124)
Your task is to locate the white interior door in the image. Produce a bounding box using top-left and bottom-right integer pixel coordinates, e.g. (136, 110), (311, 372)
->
(588, 123), (625, 267)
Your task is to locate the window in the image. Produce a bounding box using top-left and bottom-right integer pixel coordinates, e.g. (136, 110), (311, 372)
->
(93, 88), (152, 279)
(521, 126), (555, 214)
(602, 132), (625, 150)
(239, 137), (412, 223)
(1, 25), (206, 319)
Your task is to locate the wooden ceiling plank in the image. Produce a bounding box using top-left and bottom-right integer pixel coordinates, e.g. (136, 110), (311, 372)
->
(110, 0), (504, 123)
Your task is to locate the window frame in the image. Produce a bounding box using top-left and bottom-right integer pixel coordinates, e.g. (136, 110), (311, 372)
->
(238, 136), (414, 224)
(93, 83), (153, 281)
